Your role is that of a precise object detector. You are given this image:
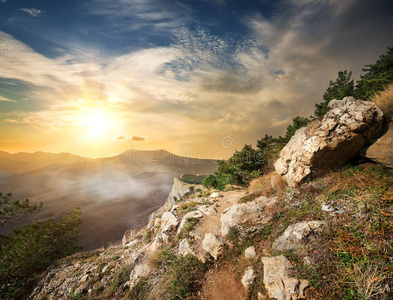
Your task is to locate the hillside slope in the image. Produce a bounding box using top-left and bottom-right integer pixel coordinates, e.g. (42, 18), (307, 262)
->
(27, 165), (393, 299)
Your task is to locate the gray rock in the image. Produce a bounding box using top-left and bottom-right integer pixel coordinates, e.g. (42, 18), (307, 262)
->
(160, 212), (178, 232)
(221, 196), (277, 236)
(198, 205), (218, 216)
(177, 210), (203, 235)
(129, 263), (153, 289)
(361, 121), (393, 167)
(202, 233), (224, 260)
(154, 217), (161, 228)
(261, 255), (308, 300)
(245, 246), (257, 259)
(272, 221), (325, 252)
(275, 97), (384, 187)
(241, 266), (255, 289)
(178, 238), (194, 256)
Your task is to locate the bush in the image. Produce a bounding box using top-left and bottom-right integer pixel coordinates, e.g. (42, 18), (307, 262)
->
(158, 254), (207, 299)
(0, 193), (82, 298)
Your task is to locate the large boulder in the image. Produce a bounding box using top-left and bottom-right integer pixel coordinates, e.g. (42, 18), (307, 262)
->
(221, 196), (277, 236)
(272, 221), (325, 252)
(261, 255), (308, 300)
(275, 97), (384, 187)
(360, 122), (393, 168)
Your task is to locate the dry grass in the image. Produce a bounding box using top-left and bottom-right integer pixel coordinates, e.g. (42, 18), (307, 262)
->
(372, 83), (393, 119)
(248, 173), (287, 197)
(353, 264), (388, 300)
(248, 174), (273, 196)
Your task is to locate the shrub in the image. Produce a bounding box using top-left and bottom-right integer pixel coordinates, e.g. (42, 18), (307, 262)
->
(158, 254), (207, 299)
(0, 193), (82, 298)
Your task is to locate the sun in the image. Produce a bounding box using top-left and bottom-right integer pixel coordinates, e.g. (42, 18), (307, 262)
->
(76, 108), (114, 140)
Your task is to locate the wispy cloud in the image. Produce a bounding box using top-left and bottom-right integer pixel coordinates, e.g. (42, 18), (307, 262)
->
(89, 0), (188, 32)
(20, 8), (43, 17)
(0, 95), (15, 102)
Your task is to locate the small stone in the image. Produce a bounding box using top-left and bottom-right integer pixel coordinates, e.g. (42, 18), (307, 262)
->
(303, 256), (314, 266)
(241, 266), (255, 289)
(79, 274), (89, 283)
(245, 246), (257, 259)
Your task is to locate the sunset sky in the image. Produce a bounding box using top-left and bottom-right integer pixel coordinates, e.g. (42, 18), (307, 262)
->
(0, 0), (392, 158)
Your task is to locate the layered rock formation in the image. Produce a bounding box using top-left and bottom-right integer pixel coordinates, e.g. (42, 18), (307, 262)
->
(275, 97), (384, 187)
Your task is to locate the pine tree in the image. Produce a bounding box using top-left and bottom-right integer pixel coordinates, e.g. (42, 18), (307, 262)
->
(356, 47), (393, 100)
(315, 70), (355, 119)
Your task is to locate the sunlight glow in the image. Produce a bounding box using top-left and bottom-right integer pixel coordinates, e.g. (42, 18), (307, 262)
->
(75, 104), (115, 140)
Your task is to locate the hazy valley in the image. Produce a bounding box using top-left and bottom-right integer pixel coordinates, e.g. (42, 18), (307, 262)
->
(0, 150), (218, 250)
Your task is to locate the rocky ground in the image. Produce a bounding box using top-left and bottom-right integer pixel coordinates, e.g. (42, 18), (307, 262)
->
(28, 165), (393, 299)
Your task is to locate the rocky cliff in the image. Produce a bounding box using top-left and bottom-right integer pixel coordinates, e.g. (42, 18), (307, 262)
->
(27, 99), (393, 300)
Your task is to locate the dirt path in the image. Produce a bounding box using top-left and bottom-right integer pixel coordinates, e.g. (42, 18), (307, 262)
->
(193, 190), (248, 300)
(200, 262), (247, 300)
(195, 190), (247, 237)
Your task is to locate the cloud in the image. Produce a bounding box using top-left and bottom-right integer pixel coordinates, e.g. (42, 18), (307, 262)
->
(0, 95), (15, 102)
(0, 0), (6, 3)
(114, 134), (125, 140)
(132, 136), (145, 141)
(20, 8), (43, 17)
(89, 0), (188, 32)
(2, 0), (393, 158)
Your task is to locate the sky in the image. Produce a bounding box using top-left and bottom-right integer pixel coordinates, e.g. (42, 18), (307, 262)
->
(0, 0), (392, 159)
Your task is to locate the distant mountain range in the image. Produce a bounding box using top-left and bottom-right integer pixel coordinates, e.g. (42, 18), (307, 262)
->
(0, 150), (218, 250)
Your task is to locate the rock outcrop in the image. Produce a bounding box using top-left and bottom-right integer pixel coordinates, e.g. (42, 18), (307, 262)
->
(177, 210), (203, 235)
(148, 177), (201, 226)
(360, 121), (393, 167)
(202, 233), (224, 260)
(261, 255), (309, 300)
(272, 221), (325, 252)
(221, 196), (277, 236)
(275, 97), (384, 187)
(160, 212), (179, 232)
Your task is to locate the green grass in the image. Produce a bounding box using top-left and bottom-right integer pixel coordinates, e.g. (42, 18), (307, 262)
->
(178, 218), (200, 240)
(155, 252), (207, 299)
